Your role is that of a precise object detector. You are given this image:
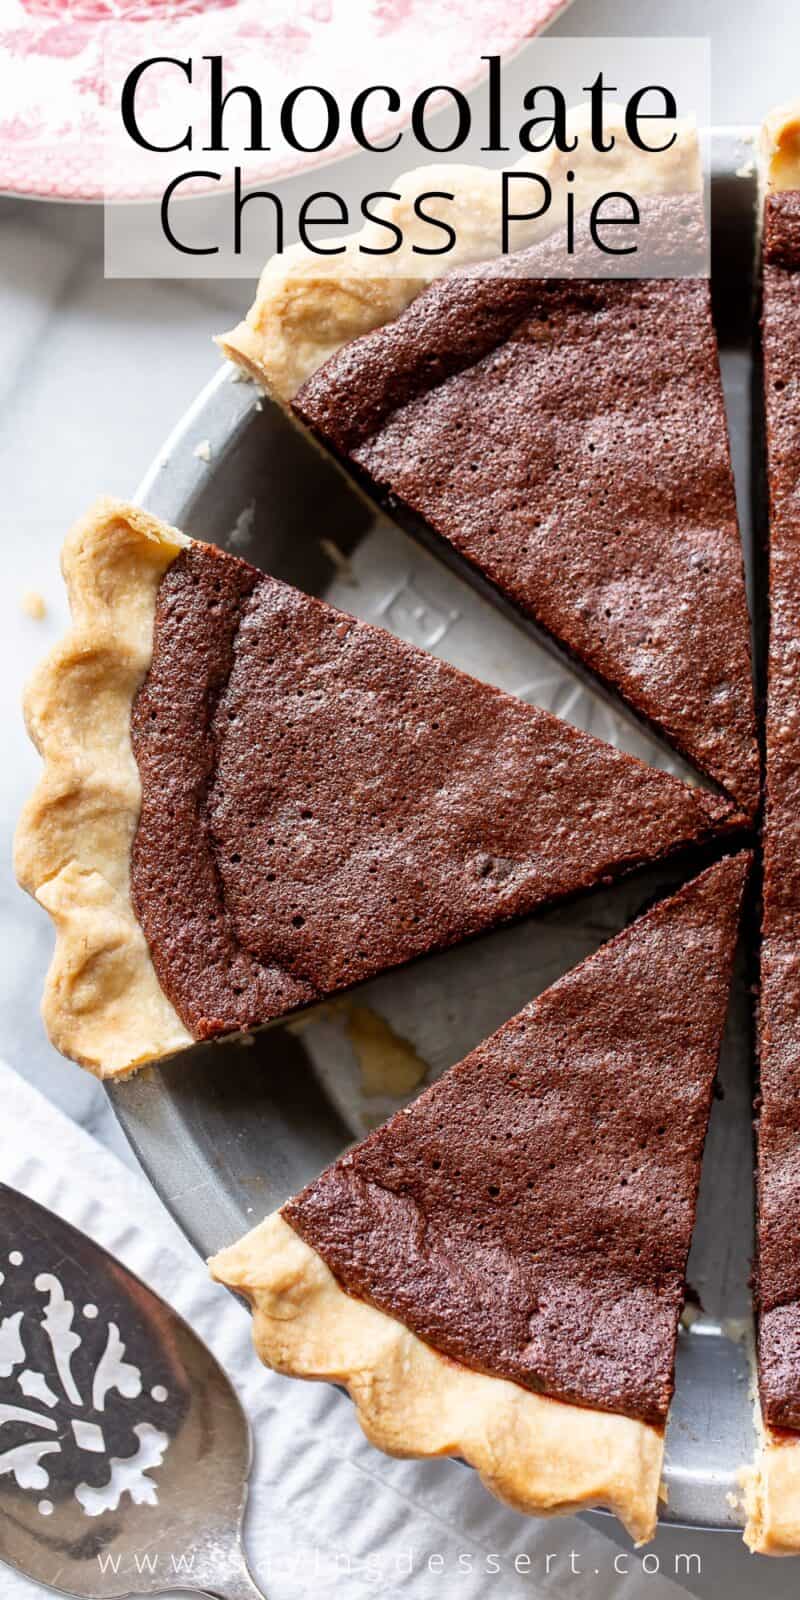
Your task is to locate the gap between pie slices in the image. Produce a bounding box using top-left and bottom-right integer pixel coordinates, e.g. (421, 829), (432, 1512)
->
(219, 115), (758, 822)
(743, 100), (800, 1558)
(210, 851), (750, 1547)
(16, 499), (746, 1081)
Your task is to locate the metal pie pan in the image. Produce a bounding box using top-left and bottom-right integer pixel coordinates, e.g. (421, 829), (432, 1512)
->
(109, 129), (760, 1534)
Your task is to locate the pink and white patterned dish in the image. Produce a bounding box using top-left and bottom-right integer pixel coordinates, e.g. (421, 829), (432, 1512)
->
(0, 0), (573, 202)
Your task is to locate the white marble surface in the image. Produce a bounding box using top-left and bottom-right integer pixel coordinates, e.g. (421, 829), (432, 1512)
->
(1, 197), (244, 1160)
(0, 5), (798, 1589)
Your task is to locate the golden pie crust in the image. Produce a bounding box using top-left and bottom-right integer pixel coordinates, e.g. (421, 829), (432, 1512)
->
(743, 1420), (800, 1556)
(760, 100), (800, 194)
(15, 499), (193, 1078)
(210, 1209), (665, 1546)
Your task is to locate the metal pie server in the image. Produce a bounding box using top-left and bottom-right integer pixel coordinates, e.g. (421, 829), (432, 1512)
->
(0, 1184), (265, 1599)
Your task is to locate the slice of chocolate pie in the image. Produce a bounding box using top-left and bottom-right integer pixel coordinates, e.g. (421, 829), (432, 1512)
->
(17, 499), (744, 1081)
(211, 852), (749, 1545)
(221, 116), (757, 817)
(290, 240), (758, 820)
(745, 103), (800, 1557)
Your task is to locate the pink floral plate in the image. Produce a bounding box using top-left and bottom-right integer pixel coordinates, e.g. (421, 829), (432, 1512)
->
(0, 0), (574, 202)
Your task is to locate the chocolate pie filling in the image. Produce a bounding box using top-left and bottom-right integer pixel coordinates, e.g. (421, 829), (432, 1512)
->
(130, 542), (739, 1042)
(284, 854), (747, 1423)
(292, 200), (758, 818)
(756, 190), (800, 1429)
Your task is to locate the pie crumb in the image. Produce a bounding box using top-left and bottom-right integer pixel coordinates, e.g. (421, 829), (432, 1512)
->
(343, 1004), (428, 1099)
(21, 590), (46, 621)
(193, 439), (213, 463)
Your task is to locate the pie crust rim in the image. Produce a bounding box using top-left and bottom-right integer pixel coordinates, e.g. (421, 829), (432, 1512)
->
(219, 108), (701, 402)
(210, 1208), (665, 1547)
(743, 1412), (800, 1556)
(14, 497), (193, 1078)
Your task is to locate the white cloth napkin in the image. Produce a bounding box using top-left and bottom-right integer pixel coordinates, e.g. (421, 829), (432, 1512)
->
(0, 1060), (760, 1600)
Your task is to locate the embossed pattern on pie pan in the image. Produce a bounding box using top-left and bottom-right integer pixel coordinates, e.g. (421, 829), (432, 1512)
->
(109, 130), (761, 1535)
